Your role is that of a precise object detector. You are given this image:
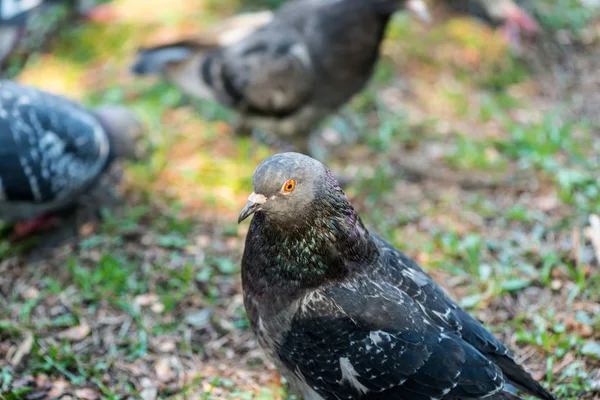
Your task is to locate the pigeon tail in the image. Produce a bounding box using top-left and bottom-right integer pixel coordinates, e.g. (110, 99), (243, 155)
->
(494, 356), (557, 400)
(131, 10), (274, 76)
(131, 42), (203, 75)
(489, 391), (523, 400)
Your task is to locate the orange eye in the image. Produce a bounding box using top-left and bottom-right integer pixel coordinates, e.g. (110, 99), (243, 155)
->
(283, 180), (296, 192)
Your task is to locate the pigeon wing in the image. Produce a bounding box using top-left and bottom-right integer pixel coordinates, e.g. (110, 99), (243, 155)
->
(278, 279), (506, 399)
(0, 80), (111, 204)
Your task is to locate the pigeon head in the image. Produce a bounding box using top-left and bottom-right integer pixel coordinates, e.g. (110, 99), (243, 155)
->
(239, 153), (379, 290)
(94, 105), (146, 161)
(238, 152), (331, 224)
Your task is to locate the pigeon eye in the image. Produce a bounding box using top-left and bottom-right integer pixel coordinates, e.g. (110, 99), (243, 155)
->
(283, 180), (296, 193)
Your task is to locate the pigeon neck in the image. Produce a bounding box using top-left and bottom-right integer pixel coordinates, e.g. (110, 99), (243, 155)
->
(242, 177), (379, 296)
(93, 113), (119, 163)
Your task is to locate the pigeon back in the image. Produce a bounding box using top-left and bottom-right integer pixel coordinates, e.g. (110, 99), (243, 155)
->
(0, 80), (112, 221)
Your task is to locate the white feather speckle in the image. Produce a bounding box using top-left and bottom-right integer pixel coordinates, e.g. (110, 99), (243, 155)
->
(339, 357), (369, 394)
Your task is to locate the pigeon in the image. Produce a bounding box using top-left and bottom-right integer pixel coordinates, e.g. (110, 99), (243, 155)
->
(131, 0), (430, 156)
(0, 80), (144, 240)
(238, 152), (557, 400)
(0, 0), (117, 69)
(440, 0), (539, 49)
(0, 0), (114, 23)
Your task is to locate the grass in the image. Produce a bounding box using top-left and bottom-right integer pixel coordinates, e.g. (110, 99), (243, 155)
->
(0, 0), (599, 399)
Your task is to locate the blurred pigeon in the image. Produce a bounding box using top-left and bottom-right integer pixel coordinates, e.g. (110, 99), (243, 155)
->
(238, 152), (557, 400)
(0, 0), (117, 69)
(440, 0), (538, 49)
(131, 0), (430, 155)
(0, 80), (144, 240)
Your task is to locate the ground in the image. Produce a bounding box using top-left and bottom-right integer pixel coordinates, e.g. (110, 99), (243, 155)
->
(0, 0), (599, 399)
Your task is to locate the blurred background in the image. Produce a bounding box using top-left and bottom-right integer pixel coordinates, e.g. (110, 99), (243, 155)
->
(0, 0), (599, 399)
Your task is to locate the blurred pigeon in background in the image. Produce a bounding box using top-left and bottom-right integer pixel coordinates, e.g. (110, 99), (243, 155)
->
(131, 0), (430, 156)
(0, 80), (144, 240)
(0, 0), (119, 72)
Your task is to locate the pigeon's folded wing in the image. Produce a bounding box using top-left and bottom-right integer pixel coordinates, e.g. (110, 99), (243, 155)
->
(278, 280), (506, 399)
(374, 237), (512, 357)
(0, 81), (110, 203)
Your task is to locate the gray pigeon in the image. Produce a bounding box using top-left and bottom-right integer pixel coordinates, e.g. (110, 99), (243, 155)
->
(0, 0), (115, 70)
(238, 152), (557, 400)
(0, 80), (144, 240)
(130, 0), (430, 155)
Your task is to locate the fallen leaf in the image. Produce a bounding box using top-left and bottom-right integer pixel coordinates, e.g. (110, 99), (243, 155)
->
(22, 287), (40, 300)
(151, 302), (165, 313)
(135, 293), (159, 307)
(12, 375), (35, 390)
(47, 379), (70, 398)
(581, 341), (600, 359)
(79, 222), (97, 237)
(156, 341), (176, 353)
(578, 323), (594, 338)
(74, 388), (99, 400)
(155, 358), (176, 383)
(11, 332), (33, 366)
(140, 377), (158, 400)
(536, 194), (560, 212)
(185, 308), (213, 328)
(58, 325), (91, 342)
(551, 279), (563, 291)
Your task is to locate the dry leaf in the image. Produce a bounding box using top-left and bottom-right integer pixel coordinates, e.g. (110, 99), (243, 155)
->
(58, 325), (91, 342)
(79, 222), (97, 237)
(156, 341), (176, 353)
(185, 308), (213, 328)
(47, 379), (70, 398)
(155, 358), (176, 383)
(22, 287), (40, 300)
(139, 377), (158, 400)
(134, 293), (159, 307)
(11, 332), (33, 366)
(151, 302), (165, 313)
(578, 323), (594, 338)
(74, 388), (99, 400)
(551, 279), (563, 291)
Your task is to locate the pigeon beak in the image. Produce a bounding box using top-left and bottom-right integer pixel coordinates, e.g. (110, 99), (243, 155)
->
(238, 192), (267, 223)
(406, 0), (431, 23)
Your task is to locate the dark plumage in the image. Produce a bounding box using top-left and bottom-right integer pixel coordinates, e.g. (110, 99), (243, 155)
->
(0, 80), (143, 238)
(131, 0), (429, 155)
(238, 152), (557, 400)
